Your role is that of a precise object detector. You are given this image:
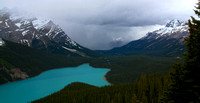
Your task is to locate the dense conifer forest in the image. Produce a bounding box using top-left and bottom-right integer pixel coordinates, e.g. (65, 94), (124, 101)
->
(33, 2), (200, 103)
(0, 40), (175, 84)
(33, 73), (169, 103)
(90, 55), (175, 84)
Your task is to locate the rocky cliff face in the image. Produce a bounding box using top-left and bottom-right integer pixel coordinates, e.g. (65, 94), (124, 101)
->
(0, 8), (98, 57)
(0, 67), (29, 84)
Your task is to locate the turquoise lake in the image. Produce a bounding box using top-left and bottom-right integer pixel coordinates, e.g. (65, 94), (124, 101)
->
(0, 64), (110, 103)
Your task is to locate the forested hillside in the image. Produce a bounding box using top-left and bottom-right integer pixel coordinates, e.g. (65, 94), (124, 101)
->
(90, 55), (176, 84)
(34, 2), (200, 103)
(0, 40), (89, 84)
(0, 39), (176, 84)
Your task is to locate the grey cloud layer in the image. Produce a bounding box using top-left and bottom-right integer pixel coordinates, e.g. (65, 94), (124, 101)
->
(1, 0), (197, 50)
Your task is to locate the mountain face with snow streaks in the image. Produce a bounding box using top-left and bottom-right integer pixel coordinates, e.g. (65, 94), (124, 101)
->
(99, 19), (189, 57)
(0, 9), (98, 57)
(142, 19), (188, 40)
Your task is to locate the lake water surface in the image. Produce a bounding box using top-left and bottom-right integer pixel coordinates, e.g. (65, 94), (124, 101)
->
(0, 64), (110, 103)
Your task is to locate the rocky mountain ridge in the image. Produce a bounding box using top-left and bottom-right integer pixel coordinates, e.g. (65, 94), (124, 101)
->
(98, 19), (189, 57)
(142, 19), (188, 40)
(0, 8), (98, 57)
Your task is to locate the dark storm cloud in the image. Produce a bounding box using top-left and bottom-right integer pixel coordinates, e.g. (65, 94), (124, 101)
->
(1, 0), (197, 50)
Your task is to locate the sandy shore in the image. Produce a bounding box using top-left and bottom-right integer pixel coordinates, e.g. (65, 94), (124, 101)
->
(103, 69), (113, 85)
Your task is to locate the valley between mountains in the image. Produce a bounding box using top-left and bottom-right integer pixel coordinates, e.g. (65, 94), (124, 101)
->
(0, 7), (195, 103)
(0, 8), (188, 85)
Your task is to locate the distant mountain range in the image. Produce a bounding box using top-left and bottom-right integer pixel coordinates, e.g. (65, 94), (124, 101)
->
(98, 19), (189, 56)
(0, 8), (189, 57)
(0, 8), (190, 84)
(0, 8), (99, 57)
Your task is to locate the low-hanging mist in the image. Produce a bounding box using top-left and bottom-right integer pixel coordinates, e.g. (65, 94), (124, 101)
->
(1, 0), (197, 50)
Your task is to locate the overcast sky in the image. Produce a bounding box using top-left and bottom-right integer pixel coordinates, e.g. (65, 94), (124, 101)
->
(0, 0), (197, 50)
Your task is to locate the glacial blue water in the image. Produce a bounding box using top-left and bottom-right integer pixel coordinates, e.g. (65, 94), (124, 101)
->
(0, 64), (110, 103)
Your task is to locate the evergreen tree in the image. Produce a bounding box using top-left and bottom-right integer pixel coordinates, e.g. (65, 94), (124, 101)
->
(183, 1), (200, 101)
(162, 1), (200, 102)
(161, 62), (184, 102)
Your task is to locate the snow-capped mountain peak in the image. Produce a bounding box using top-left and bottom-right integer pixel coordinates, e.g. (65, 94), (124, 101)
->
(0, 8), (97, 57)
(142, 19), (189, 40)
(165, 19), (184, 28)
(32, 18), (51, 29)
(104, 19), (190, 57)
(0, 10), (78, 46)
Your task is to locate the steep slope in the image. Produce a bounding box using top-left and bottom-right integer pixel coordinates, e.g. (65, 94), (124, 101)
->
(99, 20), (189, 57)
(0, 40), (89, 84)
(0, 8), (99, 57)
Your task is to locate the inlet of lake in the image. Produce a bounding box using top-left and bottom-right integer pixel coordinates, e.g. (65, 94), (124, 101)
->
(0, 64), (110, 103)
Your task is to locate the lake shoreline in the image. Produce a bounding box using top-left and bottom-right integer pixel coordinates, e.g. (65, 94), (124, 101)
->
(0, 63), (112, 86)
(0, 63), (110, 103)
(0, 63), (88, 85)
(103, 69), (112, 85)
(0, 63), (113, 87)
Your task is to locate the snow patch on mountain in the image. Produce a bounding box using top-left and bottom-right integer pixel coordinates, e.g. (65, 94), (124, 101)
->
(32, 19), (50, 30)
(67, 39), (77, 46)
(10, 15), (23, 21)
(62, 46), (77, 52)
(0, 38), (5, 46)
(5, 20), (9, 27)
(62, 46), (86, 57)
(22, 30), (29, 36)
(15, 23), (22, 27)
